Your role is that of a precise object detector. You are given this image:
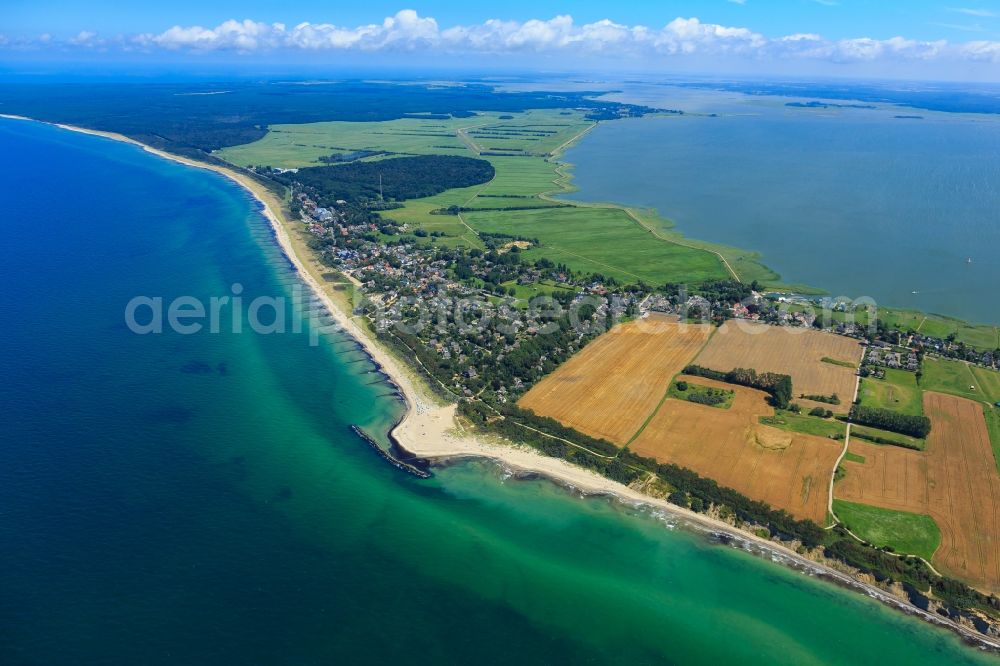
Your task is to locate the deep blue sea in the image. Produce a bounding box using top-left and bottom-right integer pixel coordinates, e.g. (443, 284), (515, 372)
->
(0, 118), (996, 664)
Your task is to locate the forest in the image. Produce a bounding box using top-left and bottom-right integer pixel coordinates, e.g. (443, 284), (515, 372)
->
(276, 155), (495, 204)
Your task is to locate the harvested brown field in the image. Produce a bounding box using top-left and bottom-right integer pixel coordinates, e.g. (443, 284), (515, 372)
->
(518, 316), (711, 444)
(693, 320), (863, 413)
(836, 392), (1000, 593)
(630, 377), (843, 523)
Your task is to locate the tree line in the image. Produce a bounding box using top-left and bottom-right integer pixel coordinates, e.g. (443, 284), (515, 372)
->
(848, 405), (932, 439)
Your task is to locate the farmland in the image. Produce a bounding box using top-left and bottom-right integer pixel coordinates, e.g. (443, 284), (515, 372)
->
(835, 392), (1000, 593)
(693, 320), (864, 414)
(630, 378), (843, 523)
(518, 317), (846, 522)
(859, 368), (924, 417)
(518, 317), (712, 444)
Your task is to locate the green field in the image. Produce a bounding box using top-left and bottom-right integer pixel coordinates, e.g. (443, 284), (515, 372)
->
(859, 369), (923, 416)
(463, 206), (727, 284)
(668, 381), (735, 409)
(832, 500), (941, 561)
(500, 279), (576, 300)
(822, 356), (858, 368)
(216, 109), (594, 169)
(621, 207), (784, 286)
(984, 406), (1000, 475)
(851, 424), (925, 451)
(460, 112), (594, 155)
(843, 451), (866, 464)
(759, 410), (846, 439)
(919, 357), (1000, 404)
(479, 156), (566, 196)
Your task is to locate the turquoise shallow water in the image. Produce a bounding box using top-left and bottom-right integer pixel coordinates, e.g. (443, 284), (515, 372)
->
(0, 118), (996, 664)
(563, 88), (1000, 325)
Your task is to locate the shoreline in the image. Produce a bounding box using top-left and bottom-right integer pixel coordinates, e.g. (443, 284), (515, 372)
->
(6, 113), (998, 652)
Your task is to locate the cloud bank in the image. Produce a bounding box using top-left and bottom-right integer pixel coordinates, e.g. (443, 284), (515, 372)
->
(4, 10), (1000, 66)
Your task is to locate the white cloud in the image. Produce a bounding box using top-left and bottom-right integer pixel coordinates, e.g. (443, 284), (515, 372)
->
(4, 10), (1000, 71)
(951, 7), (998, 18)
(961, 39), (1000, 60)
(68, 30), (101, 47)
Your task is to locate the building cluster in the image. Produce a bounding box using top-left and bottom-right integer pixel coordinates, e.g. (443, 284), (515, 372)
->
(297, 194), (626, 402)
(866, 342), (920, 371)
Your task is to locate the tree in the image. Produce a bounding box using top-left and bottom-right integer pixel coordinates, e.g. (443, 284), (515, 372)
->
(668, 491), (689, 508)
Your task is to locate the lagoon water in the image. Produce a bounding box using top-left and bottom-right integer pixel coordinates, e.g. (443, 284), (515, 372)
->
(0, 118), (996, 664)
(564, 86), (1000, 325)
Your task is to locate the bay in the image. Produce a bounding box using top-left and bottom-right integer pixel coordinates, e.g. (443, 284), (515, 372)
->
(563, 85), (1000, 325)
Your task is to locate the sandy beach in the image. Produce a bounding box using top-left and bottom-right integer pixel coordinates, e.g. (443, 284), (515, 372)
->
(5, 113), (997, 651)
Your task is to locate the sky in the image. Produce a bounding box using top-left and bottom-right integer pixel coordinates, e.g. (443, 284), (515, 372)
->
(3, 1), (1000, 81)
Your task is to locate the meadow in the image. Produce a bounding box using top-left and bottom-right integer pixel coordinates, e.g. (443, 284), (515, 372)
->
(832, 500), (941, 561)
(217, 117), (468, 168)
(850, 425), (926, 451)
(463, 206), (727, 284)
(919, 357), (1000, 404)
(985, 407), (1000, 475)
(216, 109), (593, 168)
(859, 369), (924, 417)
(758, 410), (846, 440)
